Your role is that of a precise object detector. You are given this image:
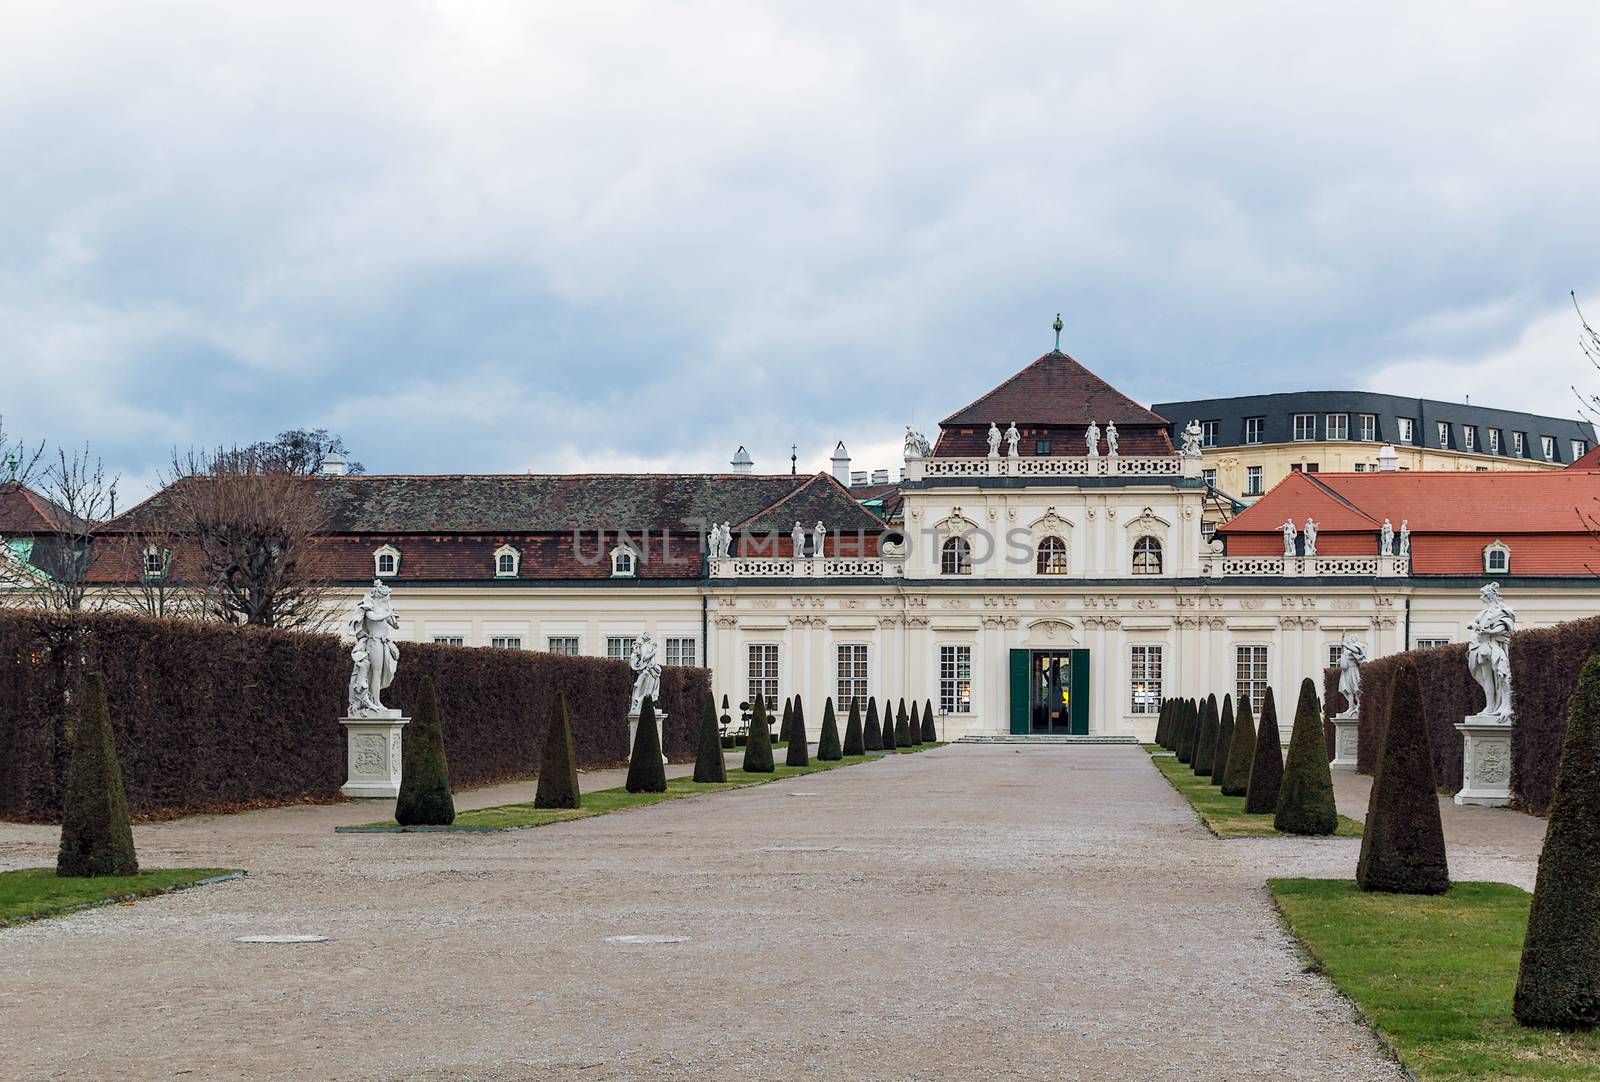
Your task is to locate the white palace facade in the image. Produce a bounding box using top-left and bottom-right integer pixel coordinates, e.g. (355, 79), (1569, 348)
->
(87, 347), (1600, 742)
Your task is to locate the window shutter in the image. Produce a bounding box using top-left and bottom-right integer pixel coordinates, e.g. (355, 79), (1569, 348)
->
(1009, 650), (1030, 735)
(1069, 649), (1091, 735)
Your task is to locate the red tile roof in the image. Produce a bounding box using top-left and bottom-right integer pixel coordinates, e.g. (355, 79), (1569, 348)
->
(0, 482), (80, 534)
(1569, 444), (1600, 470)
(940, 351), (1169, 428)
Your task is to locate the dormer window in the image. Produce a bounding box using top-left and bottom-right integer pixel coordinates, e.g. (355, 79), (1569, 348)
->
(493, 544), (521, 578)
(611, 543), (638, 578)
(373, 544), (400, 578)
(142, 546), (168, 579)
(1483, 540), (1511, 574)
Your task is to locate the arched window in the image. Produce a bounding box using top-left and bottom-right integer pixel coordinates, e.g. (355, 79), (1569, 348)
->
(1483, 541), (1510, 574)
(1132, 536), (1163, 576)
(611, 544), (638, 578)
(373, 544), (400, 578)
(1036, 536), (1068, 575)
(142, 546), (168, 579)
(494, 544), (520, 578)
(940, 536), (972, 575)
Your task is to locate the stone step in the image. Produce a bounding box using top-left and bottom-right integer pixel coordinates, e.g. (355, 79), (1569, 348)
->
(956, 734), (1139, 745)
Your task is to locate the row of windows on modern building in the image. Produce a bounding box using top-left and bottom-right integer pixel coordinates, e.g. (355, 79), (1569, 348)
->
(1199, 414), (1584, 459)
(939, 535), (1164, 575)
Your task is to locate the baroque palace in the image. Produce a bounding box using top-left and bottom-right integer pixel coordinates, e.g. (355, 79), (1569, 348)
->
(15, 341), (1600, 743)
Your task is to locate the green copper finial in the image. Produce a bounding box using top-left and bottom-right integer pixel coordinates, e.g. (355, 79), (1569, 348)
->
(4, 454), (15, 481)
(1052, 313), (1063, 352)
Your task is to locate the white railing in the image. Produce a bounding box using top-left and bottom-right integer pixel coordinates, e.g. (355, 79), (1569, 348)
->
(712, 557), (902, 579)
(1201, 554), (1410, 579)
(910, 454), (1196, 480)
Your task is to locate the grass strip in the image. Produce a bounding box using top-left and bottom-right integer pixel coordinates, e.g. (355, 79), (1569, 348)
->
(1147, 748), (1363, 837)
(340, 745), (945, 833)
(0, 867), (243, 927)
(1270, 878), (1600, 1081)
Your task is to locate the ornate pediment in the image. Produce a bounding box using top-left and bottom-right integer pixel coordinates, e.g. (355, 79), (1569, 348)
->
(933, 507), (981, 534)
(1029, 506), (1076, 536)
(1025, 618), (1079, 645)
(1122, 506), (1172, 532)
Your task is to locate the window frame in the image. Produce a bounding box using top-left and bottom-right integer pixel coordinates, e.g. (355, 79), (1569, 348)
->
(1463, 426), (1476, 452)
(1128, 644), (1163, 715)
(665, 636), (697, 668)
(747, 643), (780, 712)
(1035, 535), (1069, 575)
(1292, 413), (1316, 441)
(1243, 416), (1264, 445)
(1513, 431), (1525, 457)
(835, 643), (869, 710)
(940, 535), (973, 575)
(1245, 465), (1263, 496)
(1201, 420), (1219, 448)
(1542, 436), (1556, 461)
(1235, 644), (1269, 718)
(1437, 421), (1450, 449)
(1131, 535), (1163, 576)
(606, 635), (637, 661)
(1397, 417), (1415, 445)
(546, 636), (579, 656)
(610, 543), (638, 578)
(432, 635), (466, 646)
(490, 636), (523, 650)
(1488, 429), (1500, 455)
(1325, 413), (1348, 441)
(373, 544), (400, 578)
(493, 544), (521, 578)
(1483, 540), (1511, 574)
(1358, 414), (1377, 442)
(939, 644), (972, 715)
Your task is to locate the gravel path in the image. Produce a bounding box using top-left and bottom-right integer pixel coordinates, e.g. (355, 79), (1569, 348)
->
(2, 746), (1413, 1080)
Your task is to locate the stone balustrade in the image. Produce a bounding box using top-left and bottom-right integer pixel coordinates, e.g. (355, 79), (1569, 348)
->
(1200, 553), (1410, 579)
(711, 556), (903, 579)
(906, 454), (1200, 482)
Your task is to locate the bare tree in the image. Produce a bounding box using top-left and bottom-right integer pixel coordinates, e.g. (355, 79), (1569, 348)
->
(0, 443), (116, 612)
(162, 445), (334, 630)
(0, 415), (45, 485)
(104, 519), (201, 619)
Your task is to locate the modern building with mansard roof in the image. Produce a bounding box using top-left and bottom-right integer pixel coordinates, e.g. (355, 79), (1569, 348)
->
(77, 334), (1600, 742)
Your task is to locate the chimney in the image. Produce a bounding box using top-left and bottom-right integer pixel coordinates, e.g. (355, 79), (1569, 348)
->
(319, 444), (348, 476)
(830, 441), (851, 484)
(871, 468), (890, 485)
(730, 446), (754, 474)
(850, 470), (868, 486)
(1377, 444), (1399, 472)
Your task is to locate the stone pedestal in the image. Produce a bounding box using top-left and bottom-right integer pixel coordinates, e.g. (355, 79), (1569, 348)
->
(340, 715), (409, 799)
(627, 711), (669, 765)
(1454, 714), (1513, 807)
(1330, 716), (1360, 769)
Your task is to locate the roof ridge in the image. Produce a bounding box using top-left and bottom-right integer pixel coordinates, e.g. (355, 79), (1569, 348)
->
(1301, 472), (1380, 525)
(731, 474), (826, 531)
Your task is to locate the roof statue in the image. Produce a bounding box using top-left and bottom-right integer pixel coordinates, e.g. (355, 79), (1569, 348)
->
(1105, 421), (1119, 457)
(987, 423), (1002, 458)
(1085, 421), (1101, 458)
(904, 426), (931, 459)
(1180, 420), (1204, 458)
(1380, 518), (1395, 557)
(1303, 518), (1319, 557)
(1005, 422), (1021, 458)
(1282, 519), (1297, 558)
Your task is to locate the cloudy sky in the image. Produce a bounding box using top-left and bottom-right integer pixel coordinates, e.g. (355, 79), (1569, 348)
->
(5, 2), (1599, 494)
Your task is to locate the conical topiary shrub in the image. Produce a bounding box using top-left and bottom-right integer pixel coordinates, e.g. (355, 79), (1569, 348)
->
(56, 672), (138, 877)
(779, 697), (794, 745)
(881, 698), (898, 750)
(843, 698), (865, 756)
(693, 691), (727, 784)
(743, 696), (775, 773)
(923, 698), (937, 742)
(1515, 655), (1600, 1029)
(1155, 699), (1170, 748)
(1176, 698), (1197, 764)
(864, 698), (883, 751)
(786, 694), (810, 766)
(1274, 678), (1338, 835)
(1220, 692), (1257, 797)
(1193, 695), (1219, 777)
(894, 699), (911, 747)
(1210, 695), (1235, 788)
(396, 676), (456, 826)
(1357, 659), (1448, 894)
(625, 696), (668, 793)
(1244, 687), (1285, 814)
(906, 701), (923, 746)
(818, 697), (843, 761)
(533, 689), (581, 808)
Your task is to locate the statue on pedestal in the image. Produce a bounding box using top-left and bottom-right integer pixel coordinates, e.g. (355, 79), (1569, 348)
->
(348, 580), (401, 717)
(813, 520), (826, 557)
(1398, 520), (1410, 558)
(1180, 420), (1204, 458)
(1105, 421), (1119, 457)
(791, 521), (806, 558)
(986, 423), (1002, 458)
(1303, 518), (1319, 557)
(1085, 421), (1101, 457)
(904, 426), (931, 459)
(1334, 635), (1367, 719)
(1281, 519), (1298, 557)
(1467, 582), (1516, 720)
(1005, 422), (1021, 458)
(629, 633), (662, 716)
(1380, 518), (1395, 556)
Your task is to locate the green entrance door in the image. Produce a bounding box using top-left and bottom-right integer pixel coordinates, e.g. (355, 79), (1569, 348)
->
(1009, 649), (1089, 735)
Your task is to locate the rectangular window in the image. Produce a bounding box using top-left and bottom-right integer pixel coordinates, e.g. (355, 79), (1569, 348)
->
(1202, 468), (1217, 489)
(1327, 644), (1344, 668)
(1398, 417), (1414, 444)
(606, 636), (637, 660)
(1416, 638), (1451, 649)
(1542, 436), (1556, 460)
(1437, 421), (1450, 448)
(1463, 426), (1476, 451)
(1306, 463), (1319, 473)
(939, 645), (972, 715)
(1574, 440), (1588, 461)
(1293, 414), (1315, 441)
(1326, 413), (1348, 440)
(546, 636), (579, 655)
(1488, 429), (1500, 454)
(1513, 431), (1524, 457)
(1354, 463), (1366, 472)
(748, 644), (779, 711)
(1244, 417), (1264, 444)
(836, 644), (869, 710)
(1235, 645), (1268, 718)
(1358, 414), (1377, 441)
(490, 636), (523, 650)
(1129, 645), (1163, 714)
(1035, 438), (1051, 455)
(1245, 465), (1263, 495)
(432, 636), (466, 646)
(1201, 521), (1217, 542)
(1201, 420), (1219, 447)
(665, 636), (697, 667)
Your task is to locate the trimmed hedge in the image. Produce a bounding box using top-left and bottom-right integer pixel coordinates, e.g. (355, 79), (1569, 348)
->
(0, 609), (709, 821)
(1324, 614), (1600, 813)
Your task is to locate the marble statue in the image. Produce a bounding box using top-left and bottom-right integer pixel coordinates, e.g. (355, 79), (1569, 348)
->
(628, 633), (662, 716)
(1180, 419), (1204, 458)
(347, 579), (401, 717)
(904, 426), (930, 460)
(1105, 421), (1119, 457)
(720, 521), (734, 558)
(813, 520), (826, 556)
(1380, 518), (1394, 557)
(791, 521), (806, 558)
(1282, 519), (1298, 558)
(1334, 635), (1367, 719)
(1085, 421), (1101, 457)
(1303, 518), (1319, 557)
(1467, 582), (1516, 720)
(1398, 520), (1410, 558)
(987, 423), (1002, 458)
(707, 523), (725, 560)
(1005, 421), (1021, 458)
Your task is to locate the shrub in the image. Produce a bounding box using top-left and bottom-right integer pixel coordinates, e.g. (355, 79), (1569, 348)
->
(1210, 694), (1235, 788)
(881, 698), (898, 751)
(786, 694), (810, 767)
(1244, 687), (1284, 815)
(864, 698), (883, 751)
(1274, 678), (1338, 835)
(1515, 655), (1600, 1029)
(922, 698), (936, 742)
(693, 691), (727, 784)
(905, 701), (923, 746)
(55, 672), (138, 877)
(1357, 660), (1449, 894)
(625, 697), (667, 793)
(843, 698), (865, 756)
(779, 697), (794, 745)
(1175, 699), (1195, 763)
(395, 676), (456, 826)
(533, 689), (581, 808)
(743, 697), (775, 773)
(817, 697), (843, 761)
(1155, 699), (1172, 748)
(1193, 695), (1219, 777)
(894, 699), (911, 747)
(1220, 692), (1256, 797)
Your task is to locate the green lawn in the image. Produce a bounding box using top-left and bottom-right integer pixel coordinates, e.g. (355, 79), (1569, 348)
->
(342, 745), (944, 833)
(1147, 749), (1363, 838)
(1271, 879), (1600, 1081)
(0, 867), (242, 926)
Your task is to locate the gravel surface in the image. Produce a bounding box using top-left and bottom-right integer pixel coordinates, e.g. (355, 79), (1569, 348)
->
(0, 746), (1436, 1080)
